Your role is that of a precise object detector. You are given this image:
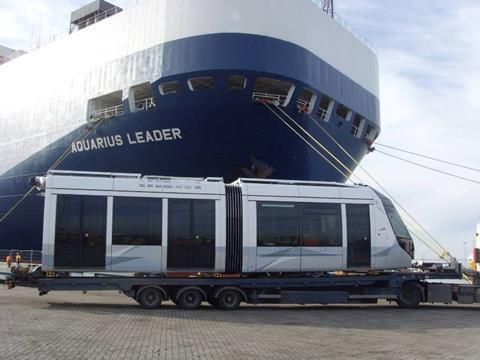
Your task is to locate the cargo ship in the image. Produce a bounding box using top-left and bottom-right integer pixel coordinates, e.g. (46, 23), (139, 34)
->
(0, 0), (380, 250)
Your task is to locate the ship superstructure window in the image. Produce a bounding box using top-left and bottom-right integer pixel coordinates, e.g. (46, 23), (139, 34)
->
(336, 104), (352, 122)
(351, 114), (366, 138)
(188, 77), (216, 91)
(364, 125), (378, 143)
(228, 75), (247, 90)
(129, 82), (156, 112)
(317, 95), (334, 122)
(87, 91), (123, 121)
(159, 81), (180, 95)
(252, 77), (295, 106)
(296, 88), (317, 114)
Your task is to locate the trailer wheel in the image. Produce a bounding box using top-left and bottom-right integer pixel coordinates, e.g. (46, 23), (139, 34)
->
(216, 289), (242, 310)
(170, 291), (179, 306)
(397, 283), (422, 309)
(137, 287), (163, 309)
(177, 288), (203, 310)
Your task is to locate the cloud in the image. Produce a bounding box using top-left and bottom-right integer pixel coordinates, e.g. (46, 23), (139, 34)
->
(337, 0), (480, 261)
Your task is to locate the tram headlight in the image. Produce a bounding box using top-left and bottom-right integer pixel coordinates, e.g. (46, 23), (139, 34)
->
(29, 176), (46, 190)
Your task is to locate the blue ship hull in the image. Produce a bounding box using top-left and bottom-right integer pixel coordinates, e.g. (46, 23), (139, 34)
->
(0, 34), (379, 250)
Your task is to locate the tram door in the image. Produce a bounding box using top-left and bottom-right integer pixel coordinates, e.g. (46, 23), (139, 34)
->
(54, 195), (107, 269)
(346, 204), (371, 268)
(167, 199), (216, 270)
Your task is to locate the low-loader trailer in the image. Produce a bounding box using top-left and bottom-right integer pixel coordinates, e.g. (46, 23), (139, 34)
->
(5, 264), (480, 310)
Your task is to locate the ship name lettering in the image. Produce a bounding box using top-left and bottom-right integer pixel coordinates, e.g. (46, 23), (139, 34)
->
(71, 128), (182, 153)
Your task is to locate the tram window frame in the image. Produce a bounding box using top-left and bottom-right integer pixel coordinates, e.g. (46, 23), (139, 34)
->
(112, 197), (163, 246)
(257, 202), (300, 247)
(301, 203), (342, 247)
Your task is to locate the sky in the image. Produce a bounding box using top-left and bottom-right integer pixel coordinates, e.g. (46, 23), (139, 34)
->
(0, 0), (479, 263)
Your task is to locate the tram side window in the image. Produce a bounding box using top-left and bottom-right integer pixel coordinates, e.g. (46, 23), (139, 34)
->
(257, 202), (300, 247)
(112, 197), (162, 246)
(302, 203), (342, 247)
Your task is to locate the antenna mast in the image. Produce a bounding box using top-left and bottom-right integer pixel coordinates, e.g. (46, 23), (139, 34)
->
(321, 0), (334, 17)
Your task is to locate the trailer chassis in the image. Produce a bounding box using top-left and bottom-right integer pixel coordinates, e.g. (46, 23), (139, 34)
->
(5, 266), (480, 310)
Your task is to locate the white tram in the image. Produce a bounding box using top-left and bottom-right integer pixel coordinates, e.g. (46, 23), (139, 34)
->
(38, 171), (414, 273)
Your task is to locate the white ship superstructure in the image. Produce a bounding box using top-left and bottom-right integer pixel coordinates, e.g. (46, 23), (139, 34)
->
(0, 0), (380, 251)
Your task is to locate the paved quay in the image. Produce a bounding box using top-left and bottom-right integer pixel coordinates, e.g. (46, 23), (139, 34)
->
(0, 287), (479, 360)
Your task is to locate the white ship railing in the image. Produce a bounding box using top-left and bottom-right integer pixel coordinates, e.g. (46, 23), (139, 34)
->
(91, 104), (124, 121)
(316, 108), (329, 121)
(296, 99), (313, 113)
(351, 124), (361, 137)
(25, 0), (375, 56)
(252, 92), (288, 106)
(309, 0), (376, 53)
(89, 97), (155, 121)
(135, 97), (156, 111)
(71, 6), (124, 33)
(332, 13), (376, 53)
(0, 249), (42, 265)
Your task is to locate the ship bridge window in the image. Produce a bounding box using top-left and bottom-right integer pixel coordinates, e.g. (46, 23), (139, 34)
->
(159, 81), (180, 95)
(129, 82), (156, 112)
(188, 76), (216, 91)
(351, 114), (366, 138)
(317, 95), (334, 122)
(252, 77), (295, 107)
(228, 75), (247, 90)
(296, 88), (317, 114)
(364, 125), (378, 144)
(87, 91), (123, 121)
(336, 104), (352, 121)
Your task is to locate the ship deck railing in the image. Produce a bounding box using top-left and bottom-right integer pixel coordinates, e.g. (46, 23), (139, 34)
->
(252, 92), (288, 106)
(316, 108), (329, 121)
(296, 99), (314, 113)
(89, 97), (156, 121)
(71, 5), (124, 33)
(135, 97), (156, 111)
(0, 249), (42, 266)
(91, 104), (125, 121)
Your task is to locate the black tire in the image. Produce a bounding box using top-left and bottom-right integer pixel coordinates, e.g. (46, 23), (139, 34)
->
(177, 288), (203, 310)
(170, 291), (179, 305)
(397, 283), (422, 309)
(137, 287), (163, 309)
(216, 289), (242, 310)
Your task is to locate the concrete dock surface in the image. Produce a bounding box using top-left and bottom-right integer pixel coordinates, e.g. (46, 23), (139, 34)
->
(0, 287), (479, 360)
